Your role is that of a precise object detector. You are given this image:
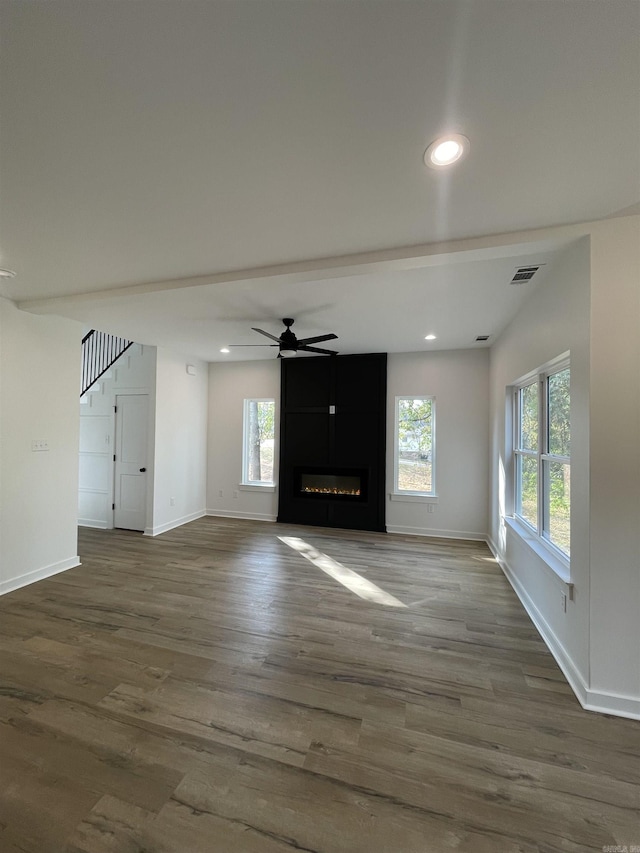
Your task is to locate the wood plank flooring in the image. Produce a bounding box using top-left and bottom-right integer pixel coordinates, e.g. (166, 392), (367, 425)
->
(0, 517), (638, 852)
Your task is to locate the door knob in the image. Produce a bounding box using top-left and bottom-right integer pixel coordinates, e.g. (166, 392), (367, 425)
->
(139, 467), (146, 472)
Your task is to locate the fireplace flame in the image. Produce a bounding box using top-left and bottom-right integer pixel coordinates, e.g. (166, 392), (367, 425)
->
(301, 487), (361, 496)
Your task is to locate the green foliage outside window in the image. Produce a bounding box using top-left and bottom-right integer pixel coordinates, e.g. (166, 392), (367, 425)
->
(515, 366), (570, 556)
(247, 400), (275, 482)
(547, 368), (570, 553)
(548, 368), (570, 456)
(519, 382), (539, 450)
(397, 398), (433, 493)
(518, 455), (538, 528)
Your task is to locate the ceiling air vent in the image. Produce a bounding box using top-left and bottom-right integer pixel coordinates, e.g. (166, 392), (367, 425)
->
(475, 335), (490, 342)
(510, 265), (542, 285)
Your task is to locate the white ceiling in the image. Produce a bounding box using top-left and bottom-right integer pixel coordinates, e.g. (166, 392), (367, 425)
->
(1, 1), (638, 358)
(37, 240), (571, 360)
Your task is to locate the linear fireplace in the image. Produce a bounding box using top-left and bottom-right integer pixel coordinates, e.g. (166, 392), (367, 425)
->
(278, 353), (387, 531)
(296, 467), (368, 500)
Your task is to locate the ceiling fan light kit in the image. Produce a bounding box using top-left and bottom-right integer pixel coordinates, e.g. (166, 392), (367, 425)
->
(229, 318), (339, 358)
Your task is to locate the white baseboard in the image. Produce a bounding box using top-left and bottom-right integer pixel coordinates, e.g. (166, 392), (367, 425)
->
(486, 536), (588, 703)
(78, 518), (109, 529)
(581, 689), (640, 720)
(386, 524), (487, 542)
(1, 556), (81, 596)
(144, 510), (206, 537)
(486, 537), (640, 721)
(206, 509), (277, 523)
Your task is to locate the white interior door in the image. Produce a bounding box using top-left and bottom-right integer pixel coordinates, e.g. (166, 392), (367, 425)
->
(114, 394), (149, 531)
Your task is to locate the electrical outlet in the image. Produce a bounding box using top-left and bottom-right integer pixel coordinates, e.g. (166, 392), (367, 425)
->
(233, 490), (239, 499)
(31, 439), (49, 452)
(170, 496), (176, 506)
(218, 489), (223, 497)
(427, 503), (435, 513)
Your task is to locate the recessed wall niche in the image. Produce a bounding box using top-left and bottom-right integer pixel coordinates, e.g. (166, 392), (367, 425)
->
(277, 353), (386, 532)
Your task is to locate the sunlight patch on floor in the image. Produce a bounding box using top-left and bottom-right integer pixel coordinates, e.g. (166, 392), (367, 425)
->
(278, 536), (407, 608)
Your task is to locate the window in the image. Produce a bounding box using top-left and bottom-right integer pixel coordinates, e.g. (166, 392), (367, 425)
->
(514, 359), (570, 558)
(242, 399), (275, 485)
(394, 396), (436, 495)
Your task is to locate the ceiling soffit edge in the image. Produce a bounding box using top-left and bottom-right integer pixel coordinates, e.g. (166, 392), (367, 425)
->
(17, 221), (594, 315)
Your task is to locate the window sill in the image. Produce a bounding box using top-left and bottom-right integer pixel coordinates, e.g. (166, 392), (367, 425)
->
(504, 516), (571, 585)
(389, 493), (438, 503)
(238, 483), (276, 493)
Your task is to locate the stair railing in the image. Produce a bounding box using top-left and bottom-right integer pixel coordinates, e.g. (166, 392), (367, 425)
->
(81, 330), (133, 397)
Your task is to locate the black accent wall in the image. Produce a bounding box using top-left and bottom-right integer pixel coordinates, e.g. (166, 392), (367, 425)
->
(277, 353), (387, 531)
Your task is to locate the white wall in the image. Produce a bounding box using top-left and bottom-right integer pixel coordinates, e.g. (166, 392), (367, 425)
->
(489, 217), (640, 719)
(207, 359), (280, 521)
(79, 343), (157, 529)
(386, 349), (489, 539)
(0, 300), (82, 593)
(206, 353), (489, 537)
(151, 348), (208, 535)
(587, 216), (640, 713)
(489, 237), (591, 695)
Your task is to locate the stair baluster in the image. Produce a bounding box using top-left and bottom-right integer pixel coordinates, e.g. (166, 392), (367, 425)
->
(80, 330), (134, 397)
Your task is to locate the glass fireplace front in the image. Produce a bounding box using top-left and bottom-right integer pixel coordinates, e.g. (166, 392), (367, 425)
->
(296, 467), (367, 500)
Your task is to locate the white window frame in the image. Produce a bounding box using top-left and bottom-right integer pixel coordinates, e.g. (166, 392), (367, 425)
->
(392, 395), (437, 500)
(512, 353), (570, 569)
(241, 398), (276, 488)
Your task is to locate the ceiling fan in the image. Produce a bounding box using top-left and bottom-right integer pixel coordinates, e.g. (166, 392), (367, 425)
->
(229, 318), (338, 358)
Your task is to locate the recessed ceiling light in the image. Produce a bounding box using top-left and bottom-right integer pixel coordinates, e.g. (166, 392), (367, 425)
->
(220, 347), (230, 354)
(424, 334), (437, 341)
(424, 134), (469, 169)
(0, 268), (16, 278)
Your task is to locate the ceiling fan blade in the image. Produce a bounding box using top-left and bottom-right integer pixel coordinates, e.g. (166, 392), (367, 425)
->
(299, 345), (339, 355)
(228, 344), (278, 347)
(295, 333), (338, 346)
(251, 327), (283, 343)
